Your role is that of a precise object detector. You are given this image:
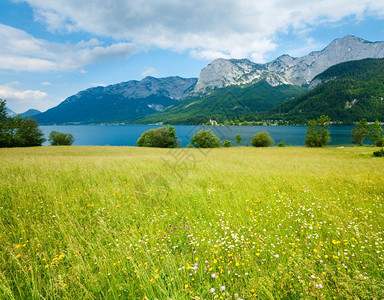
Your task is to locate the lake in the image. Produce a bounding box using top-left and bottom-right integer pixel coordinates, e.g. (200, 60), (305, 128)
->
(40, 125), (357, 147)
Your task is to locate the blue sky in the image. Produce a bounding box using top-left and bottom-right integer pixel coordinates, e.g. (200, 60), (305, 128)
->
(1, 0), (384, 113)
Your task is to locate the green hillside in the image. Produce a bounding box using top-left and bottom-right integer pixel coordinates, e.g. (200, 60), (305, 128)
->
(138, 80), (307, 124)
(266, 58), (384, 123)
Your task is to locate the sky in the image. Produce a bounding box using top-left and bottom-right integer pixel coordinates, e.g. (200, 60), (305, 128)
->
(1, 0), (384, 113)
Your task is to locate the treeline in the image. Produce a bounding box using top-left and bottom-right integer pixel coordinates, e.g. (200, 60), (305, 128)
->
(0, 99), (45, 147)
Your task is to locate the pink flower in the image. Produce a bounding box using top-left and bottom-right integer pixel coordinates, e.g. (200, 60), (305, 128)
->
(211, 273), (216, 278)
(210, 288), (215, 293)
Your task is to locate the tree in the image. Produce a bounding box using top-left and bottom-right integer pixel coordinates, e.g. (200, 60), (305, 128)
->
(190, 129), (221, 148)
(305, 115), (331, 147)
(223, 140), (232, 147)
(235, 133), (242, 145)
(308, 115), (331, 147)
(0, 99), (45, 147)
(251, 131), (274, 147)
(15, 118), (46, 147)
(351, 119), (370, 146)
(137, 126), (179, 148)
(49, 131), (75, 146)
(0, 99), (10, 147)
(369, 120), (383, 147)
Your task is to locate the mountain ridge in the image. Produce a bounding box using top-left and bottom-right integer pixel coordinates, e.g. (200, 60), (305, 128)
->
(35, 76), (197, 124)
(192, 35), (384, 94)
(266, 58), (384, 123)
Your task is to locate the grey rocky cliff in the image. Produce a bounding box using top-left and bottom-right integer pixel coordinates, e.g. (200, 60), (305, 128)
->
(99, 76), (197, 100)
(65, 76), (198, 105)
(192, 36), (384, 93)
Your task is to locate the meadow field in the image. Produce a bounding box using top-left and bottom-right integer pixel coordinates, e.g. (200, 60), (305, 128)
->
(0, 146), (383, 299)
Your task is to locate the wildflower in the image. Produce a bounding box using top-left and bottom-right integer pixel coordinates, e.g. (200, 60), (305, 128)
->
(220, 286), (225, 291)
(211, 273), (216, 278)
(311, 275), (316, 279)
(210, 288), (215, 293)
(274, 254), (279, 258)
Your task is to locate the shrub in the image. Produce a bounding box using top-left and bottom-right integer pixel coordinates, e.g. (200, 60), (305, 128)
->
(251, 131), (274, 147)
(373, 148), (384, 157)
(190, 129), (221, 148)
(223, 140), (232, 147)
(305, 115), (331, 147)
(137, 126), (179, 148)
(49, 131), (74, 146)
(278, 141), (287, 147)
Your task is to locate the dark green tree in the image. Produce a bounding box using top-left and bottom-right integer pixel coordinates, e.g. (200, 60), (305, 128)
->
(15, 118), (46, 147)
(351, 119), (370, 146)
(190, 129), (221, 148)
(305, 115), (331, 147)
(251, 131), (274, 147)
(235, 133), (242, 145)
(0, 99), (10, 147)
(137, 126), (179, 148)
(369, 120), (383, 147)
(0, 99), (45, 147)
(49, 131), (75, 146)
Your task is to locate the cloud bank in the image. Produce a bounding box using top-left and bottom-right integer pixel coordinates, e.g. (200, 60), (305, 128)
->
(0, 24), (138, 72)
(16, 0), (384, 61)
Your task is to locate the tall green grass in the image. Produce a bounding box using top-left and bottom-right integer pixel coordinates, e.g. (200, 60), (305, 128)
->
(0, 146), (383, 299)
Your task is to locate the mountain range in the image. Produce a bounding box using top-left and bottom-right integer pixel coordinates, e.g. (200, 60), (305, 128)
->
(5, 107), (16, 117)
(31, 35), (384, 125)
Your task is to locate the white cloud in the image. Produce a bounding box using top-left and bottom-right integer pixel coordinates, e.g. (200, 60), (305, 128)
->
(0, 23), (138, 72)
(90, 83), (107, 87)
(141, 67), (158, 77)
(41, 81), (51, 86)
(0, 83), (48, 103)
(0, 82), (57, 112)
(15, 0), (384, 62)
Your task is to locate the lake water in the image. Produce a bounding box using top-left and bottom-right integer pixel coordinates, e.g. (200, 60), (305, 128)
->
(40, 125), (357, 147)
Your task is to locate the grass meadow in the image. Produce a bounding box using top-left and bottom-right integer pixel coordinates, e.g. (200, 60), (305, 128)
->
(0, 146), (383, 299)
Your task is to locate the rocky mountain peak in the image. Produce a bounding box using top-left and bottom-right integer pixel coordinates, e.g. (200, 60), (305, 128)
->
(192, 36), (384, 93)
